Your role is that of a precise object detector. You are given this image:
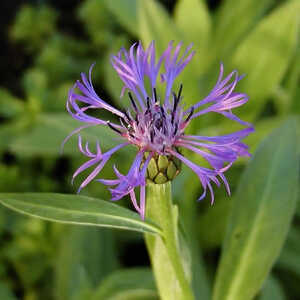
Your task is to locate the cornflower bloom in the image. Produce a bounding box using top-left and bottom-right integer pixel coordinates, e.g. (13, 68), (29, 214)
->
(65, 41), (254, 219)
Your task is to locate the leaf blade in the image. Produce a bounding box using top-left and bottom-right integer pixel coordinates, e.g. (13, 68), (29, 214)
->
(214, 0), (274, 57)
(174, 0), (211, 57)
(139, 0), (182, 54)
(0, 193), (162, 236)
(212, 118), (299, 300)
(231, 1), (300, 118)
(105, 0), (138, 36)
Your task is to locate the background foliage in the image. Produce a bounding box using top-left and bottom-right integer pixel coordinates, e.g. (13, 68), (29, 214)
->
(0, 0), (299, 299)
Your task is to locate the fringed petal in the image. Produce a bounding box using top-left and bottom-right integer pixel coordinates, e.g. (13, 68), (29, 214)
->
(168, 149), (229, 204)
(98, 151), (153, 217)
(72, 137), (129, 192)
(67, 64), (124, 125)
(189, 64), (251, 126)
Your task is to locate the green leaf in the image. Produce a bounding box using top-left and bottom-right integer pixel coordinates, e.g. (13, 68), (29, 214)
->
(259, 276), (286, 300)
(277, 226), (300, 277)
(242, 117), (285, 155)
(212, 118), (299, 300)
(174, 0), (211, 59)
(23, 68), (48, 101)
(173, 0), (213, 107)
(286, 51), (300, 114)
(9, 113), (125, 156)
(0, 88), (24, 118)
(10, 5), (57, 52)
(195, 116), (285, 166)
(198, 197), (231, 250)
(139, 0), (182, 55)
(0, 122), (25, 150)
(55, 226), (119, 300)
(77, 0), (116, 48)
(231, 1), (300, 118)
(0, 193), (162, 235)
(104, 37), (130, 107)
(0, 282), (17, 300)
(98, 290), (157, 300)
(105, 0), (138, 36)
(93, 268), (158, 300)
(214, 0), (274, 57)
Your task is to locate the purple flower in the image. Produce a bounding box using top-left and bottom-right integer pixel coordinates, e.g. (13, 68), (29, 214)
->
(65, 41), (254, 219)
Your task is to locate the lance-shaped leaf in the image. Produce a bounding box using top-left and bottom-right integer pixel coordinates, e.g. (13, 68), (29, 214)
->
(104, 37), (130, 107)
(231, 1), (300, 119)
(0, 193), (162, 235)
(173, 0), (212, 107)
(214, 0), (274, 56)
(105, 0), (138, 36)
(174, 0), (211, 60)
(212, 118), (299, 300)
(139, 0), (182, 55)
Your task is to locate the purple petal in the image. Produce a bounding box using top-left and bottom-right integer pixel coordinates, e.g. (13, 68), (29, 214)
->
(188, 64), (250, 126)
(73, 142), (129, 192)
(139, 184), (146, 220)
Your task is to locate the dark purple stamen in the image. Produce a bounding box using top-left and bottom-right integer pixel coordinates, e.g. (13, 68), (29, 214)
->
(107, 121), (122, 134)
(177, 84), (183, 101)
(123, 110), (130, 122)
(153, 88), (158, 103)
(145, 97), (151, 115)
(150, 130), (154, 143)
(171, 86), (182, 124)
(128, 92), (138, 112)
(186, 107), (194, 122)
(173, 123), (178, 135)
(160, 106), (166, 118)
(173, 85), (182, 113)
(171, 113), (175, 124)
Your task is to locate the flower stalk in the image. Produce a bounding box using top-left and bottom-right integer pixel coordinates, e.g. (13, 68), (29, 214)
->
(145, 182), (194, 300)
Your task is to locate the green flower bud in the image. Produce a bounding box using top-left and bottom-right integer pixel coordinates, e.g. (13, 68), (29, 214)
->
(143, 152), (181, 184)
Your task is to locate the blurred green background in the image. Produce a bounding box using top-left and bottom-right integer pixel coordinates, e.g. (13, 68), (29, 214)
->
(0, 0), (299, 299)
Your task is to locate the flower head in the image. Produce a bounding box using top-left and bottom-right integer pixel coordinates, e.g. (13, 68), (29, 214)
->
(65, 41), (254, 219)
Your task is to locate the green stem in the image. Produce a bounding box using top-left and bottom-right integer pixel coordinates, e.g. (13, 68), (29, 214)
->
(144, 182), (194, 300)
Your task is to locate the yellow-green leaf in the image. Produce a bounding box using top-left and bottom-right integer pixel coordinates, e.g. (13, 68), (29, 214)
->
(213, 118), (299, 300)
(0, 193), (162, 235)
(231, 1), (300, 119)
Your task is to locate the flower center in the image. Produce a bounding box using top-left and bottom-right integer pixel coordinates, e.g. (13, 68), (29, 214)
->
(106, 85), (194, 156)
